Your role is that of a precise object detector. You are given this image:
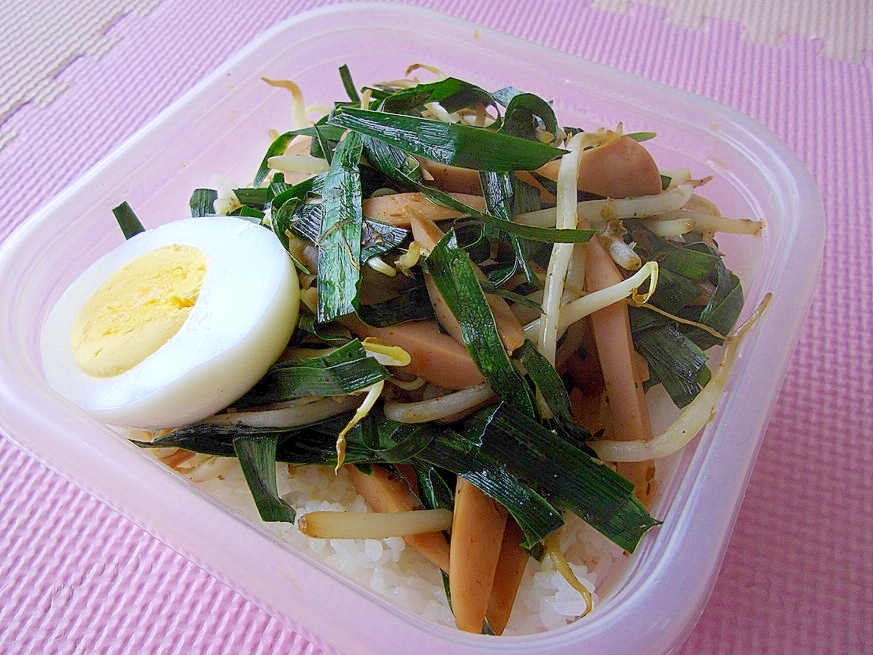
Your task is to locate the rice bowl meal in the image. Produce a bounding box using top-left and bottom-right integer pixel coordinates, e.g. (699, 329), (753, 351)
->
(0, 6), (823, 655)
(38, 64), (767, 637)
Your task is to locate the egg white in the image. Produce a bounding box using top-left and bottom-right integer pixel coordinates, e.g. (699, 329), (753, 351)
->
(40, 216), (299, 429)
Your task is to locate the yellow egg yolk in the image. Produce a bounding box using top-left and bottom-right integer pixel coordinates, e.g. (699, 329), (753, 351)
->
(71, 244), (207, 377)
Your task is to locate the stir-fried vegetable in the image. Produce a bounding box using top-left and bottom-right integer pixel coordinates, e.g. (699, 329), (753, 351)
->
(127, 65), (762, 635)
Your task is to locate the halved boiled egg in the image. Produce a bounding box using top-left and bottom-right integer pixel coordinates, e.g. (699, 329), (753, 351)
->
(40, 216), (299, 429)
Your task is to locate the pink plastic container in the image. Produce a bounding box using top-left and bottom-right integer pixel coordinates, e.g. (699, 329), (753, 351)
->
(0, 5), (823, 654)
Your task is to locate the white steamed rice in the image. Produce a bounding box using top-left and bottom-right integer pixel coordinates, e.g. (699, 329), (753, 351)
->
(175, 454), (623, 635)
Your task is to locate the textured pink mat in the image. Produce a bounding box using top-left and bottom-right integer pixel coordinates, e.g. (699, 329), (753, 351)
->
(1, 1), (871, 653)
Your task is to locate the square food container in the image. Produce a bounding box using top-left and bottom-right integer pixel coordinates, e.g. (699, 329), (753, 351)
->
(0, 4), (823, 654)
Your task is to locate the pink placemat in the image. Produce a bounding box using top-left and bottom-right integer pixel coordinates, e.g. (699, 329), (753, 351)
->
(1, 1), (870, 653)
